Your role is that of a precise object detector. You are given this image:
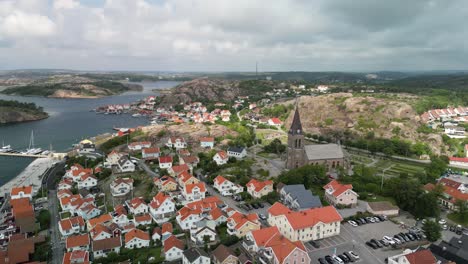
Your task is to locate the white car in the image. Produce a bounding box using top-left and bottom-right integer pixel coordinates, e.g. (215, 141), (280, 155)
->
(332, 256), (344, 264)
(393, 238), (402, 244)
(438, 219), (447, 225)
(348, 251), (360, 260)
(348, 220), (358, 227)
(383, 236), (395, 244)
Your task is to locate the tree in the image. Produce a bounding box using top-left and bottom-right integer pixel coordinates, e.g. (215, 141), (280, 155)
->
(263, 138), (286, 154)
(423, 220), (441, 242)
(455, 199), (468, 221)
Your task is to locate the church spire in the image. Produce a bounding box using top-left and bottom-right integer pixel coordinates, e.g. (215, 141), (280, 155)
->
(289, 101), (303, 135)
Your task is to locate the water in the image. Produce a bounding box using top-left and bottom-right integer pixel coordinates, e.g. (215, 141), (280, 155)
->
(0, 81), (180, 186)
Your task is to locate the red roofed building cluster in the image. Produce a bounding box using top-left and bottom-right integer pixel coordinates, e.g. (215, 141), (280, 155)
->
(424, 177), (468, 211)
(246, 179), (273, 198)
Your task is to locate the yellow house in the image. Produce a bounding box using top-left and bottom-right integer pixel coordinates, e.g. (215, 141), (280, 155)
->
(154, 176), (177, 192)
(226, 211), (260, 238)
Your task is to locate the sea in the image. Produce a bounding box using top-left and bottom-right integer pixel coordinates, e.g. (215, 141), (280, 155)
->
(0, 81), (180, 186)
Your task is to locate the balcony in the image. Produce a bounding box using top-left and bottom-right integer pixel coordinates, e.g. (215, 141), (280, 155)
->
(227, 228), (236, 236)
(263, 250), (273, 259)
(227, 221), (235, 229)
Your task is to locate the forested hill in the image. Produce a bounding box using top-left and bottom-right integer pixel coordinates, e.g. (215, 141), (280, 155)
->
(0, 100), (48, 124)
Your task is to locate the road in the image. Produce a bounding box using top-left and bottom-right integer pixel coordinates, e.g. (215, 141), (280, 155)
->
(137, 159), (158, 177)
(44, 161), (66, 190)
(49, 190), (63, 264)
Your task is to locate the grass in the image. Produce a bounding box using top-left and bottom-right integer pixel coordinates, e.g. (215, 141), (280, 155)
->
(447, 212), (468, 226)
(351, 153), (427, 178)
(255, 129), (287, 145)
(364, 195), (397, 205)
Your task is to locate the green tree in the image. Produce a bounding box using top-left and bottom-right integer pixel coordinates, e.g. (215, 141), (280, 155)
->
(263, 138), (286, 154)
(422, 220), (441, 242)
(455, 199), (468, 221)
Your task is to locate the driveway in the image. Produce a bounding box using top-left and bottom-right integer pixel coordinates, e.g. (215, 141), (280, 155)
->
(337, 200), (368, 219)
(137, 159), (158, 177)
(48, 190), (63, 264)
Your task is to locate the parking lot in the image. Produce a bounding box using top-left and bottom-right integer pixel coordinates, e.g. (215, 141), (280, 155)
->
(308, 219), (418, 264)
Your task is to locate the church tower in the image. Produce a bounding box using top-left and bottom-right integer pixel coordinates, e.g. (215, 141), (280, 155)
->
(286, 104), (305, 169)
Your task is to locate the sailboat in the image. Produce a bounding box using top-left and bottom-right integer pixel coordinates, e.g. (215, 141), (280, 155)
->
(22, 130), (42, 155)
(0, 141), (12, 153)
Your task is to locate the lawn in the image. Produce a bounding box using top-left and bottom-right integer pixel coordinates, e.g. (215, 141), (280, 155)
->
(364, 194), (397, 205)
(255, 129), (287, 145)
(351, 153), (427, 178)
(447, 212), (468, 226)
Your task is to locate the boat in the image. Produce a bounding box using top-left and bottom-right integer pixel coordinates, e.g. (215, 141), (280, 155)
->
(0, 142), (12, 153)
(150, 120), (158, 125)
(132, 113), (142, 117)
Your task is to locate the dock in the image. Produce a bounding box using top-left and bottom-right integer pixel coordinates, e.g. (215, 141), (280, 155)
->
(0, 152), (48, 158)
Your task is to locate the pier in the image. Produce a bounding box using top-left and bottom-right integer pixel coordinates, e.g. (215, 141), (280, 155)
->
(0, 152), (48, 158)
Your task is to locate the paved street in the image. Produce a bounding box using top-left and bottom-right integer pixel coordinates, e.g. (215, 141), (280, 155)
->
(137, 159), (158, 177)
(49, 190), (63, 264)
(337, 200), (368, 218)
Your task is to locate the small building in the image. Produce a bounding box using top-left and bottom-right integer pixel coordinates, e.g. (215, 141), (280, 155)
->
(213, 175), (243, 196)
(190, 220), (217, 244)
(246, 179), (273, 199)
(323, 180), (358, 207)
(142, 147), (160, 160)
(367, 201), (399, 216)
(159, 156), (173, 169)
(10, 186), (33, 200)
(227, 147), (247, 159)
(117, 156), (135, 173)
(387, 249), (436, 264)
(65, 234), (90, 252)
(126, 197), (149, 215)
(154, 176), (177, 192)
(91, 236), (121, 259)
(125, 228), (150, 249)
(110, 177), (134, 197)
(227, 211), (260, 238)
(128, 141), (151, 151)
(167, 137), (187, 149)
(213, 150), (229, 165)
(182, 248), (210, 264)
(200, 137), (215, 149)
(279, 184), (322, 210)
(163, 235), (185, 261)
(59, 216), (86, 237)
(268, 118), (283, 128)
(212, 244), (238, 264)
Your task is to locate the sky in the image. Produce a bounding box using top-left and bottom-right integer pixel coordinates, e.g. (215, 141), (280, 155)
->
(0, 0), (467, 72)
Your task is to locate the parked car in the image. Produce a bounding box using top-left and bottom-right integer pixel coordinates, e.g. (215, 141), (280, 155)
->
(245, 204), (253, 210)
(310, 240), (320, 248)
(376, 215), (386, 221)
(318, 258), (327, 264)
(366, 241), (377, 249)
(438, 219), (447, 225)
(348, 220), (358, 227)
(366, 217), (375, 223)
(251, 203), (259, 209)
(343, 252), (355, 262)
(325, 255), (334, 264)
(348, 251), (360, 260)
(380, 239), (389, 246)
(259, 214), (267, 220)
(258, 203), (264, 208)
(332, 255), (345, 264)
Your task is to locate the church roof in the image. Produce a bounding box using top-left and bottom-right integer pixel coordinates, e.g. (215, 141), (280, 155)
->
(289, 107), (303, 135)
(304, 144), (344, 160)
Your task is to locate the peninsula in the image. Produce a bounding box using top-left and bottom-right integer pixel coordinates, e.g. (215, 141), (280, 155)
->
(0, 99), (48, 124)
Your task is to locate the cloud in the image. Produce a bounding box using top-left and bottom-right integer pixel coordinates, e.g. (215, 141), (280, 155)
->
(0, 0), (467, 71)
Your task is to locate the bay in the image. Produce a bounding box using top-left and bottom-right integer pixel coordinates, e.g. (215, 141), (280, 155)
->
(0, 81), (180, 186)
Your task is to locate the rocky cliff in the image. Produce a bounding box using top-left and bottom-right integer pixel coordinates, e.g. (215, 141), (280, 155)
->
(0, 107), (48, 124)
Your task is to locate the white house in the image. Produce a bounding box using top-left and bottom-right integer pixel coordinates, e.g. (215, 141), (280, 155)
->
(110, 177), (134, 197)
(164, 235), (185, 261)
(149, 192), (176, 223)
(59, 216), (86, 237)
(125, 229), (150, 249)
(200, 137), (215, 149)
(105, 151), (126, 167)
(91, 237), (121, 259)
(166, 137), (187, 149)
(10, 186), (33, 201)
(227, 147), (247, 159)
(128, 141), (152, 151)
(317, 85), (329, 92)
(213, 151), (229, 166)
(65, 234), (90, 252)
(213, 175), (243, 196)
(126, 197), (149, 215)
(190, 220), (217, 244)
(268, 118), (282, 128)
(159, 156), (173, 169)
(182, 182), (206, 202)
(142, 147), (161, 160)
(90, 224), (112, 241)
(117, 156), (135, 173)
(182, 248), (210, 264)
(134, 214), (153, 226)
(77, 174), (98, 189)
(176, 197), (223, 230)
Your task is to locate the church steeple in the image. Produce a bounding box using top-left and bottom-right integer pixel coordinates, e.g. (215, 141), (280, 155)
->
(289, 105), (303, 135)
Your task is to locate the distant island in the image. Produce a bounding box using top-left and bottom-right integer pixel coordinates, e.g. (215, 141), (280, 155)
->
(0, 100), (48, 124)
(0, 74), (143, 98)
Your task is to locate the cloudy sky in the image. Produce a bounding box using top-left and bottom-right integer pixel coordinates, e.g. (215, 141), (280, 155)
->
(0, 0), (466, 71)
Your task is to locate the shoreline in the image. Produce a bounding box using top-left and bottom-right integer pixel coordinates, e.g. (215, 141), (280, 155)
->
(0, 157), (54, 197)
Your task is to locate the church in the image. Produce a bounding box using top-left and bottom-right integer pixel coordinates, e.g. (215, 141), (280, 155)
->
(286, 107), (346, 171)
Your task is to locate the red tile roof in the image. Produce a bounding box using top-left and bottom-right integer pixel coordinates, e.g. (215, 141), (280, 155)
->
(159, 156), (173, 164)
(125, 228), (150, 243)
(92, 236), (121, 251)
(323, 180), (353, 198)
(251, 226), (307, 263)
(90, 224), (111, 240)
(135, 214), (152, 223)
(214, 175), (228, 185)
(171, 164), (190, 174)
(216, 151), (228, 160)
(268, 202), (342, 230)
(162, 222), (173, 234)
(66, 234), (90, 249)
(269, 118), (282, 125)
(11, 185), (33, 196)
(200, 137), (215, 142)
(185, 182), (206, 194)
(163, 235), (184, 252)
(143, 147), (160, 154)
(87, 213), (112, 228)
(405, 249), (436, 264)
(228, 211), (259, 229)
(247, 179), (273, 192)
(63, 250), (90, 264)
(449, 157), (468, 163)
(59, 216), (85, 231)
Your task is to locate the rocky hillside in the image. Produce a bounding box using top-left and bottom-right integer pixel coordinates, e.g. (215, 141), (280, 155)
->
(159, 78), (285, 105)
(0, 100), (49, 124)
(284, 94), (443, 154)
